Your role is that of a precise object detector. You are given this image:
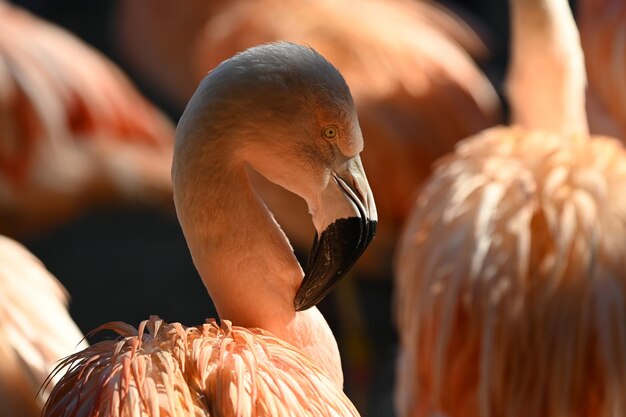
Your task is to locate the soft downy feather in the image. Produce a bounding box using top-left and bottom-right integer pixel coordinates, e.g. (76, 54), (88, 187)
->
(0, 235), (87, 417)
(43, 317), (360, 417)
(395, 126), (626, 417)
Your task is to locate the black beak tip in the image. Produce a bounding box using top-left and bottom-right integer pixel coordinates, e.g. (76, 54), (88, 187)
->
(293, 217), (377, 311)
(294, 296), (311, 312)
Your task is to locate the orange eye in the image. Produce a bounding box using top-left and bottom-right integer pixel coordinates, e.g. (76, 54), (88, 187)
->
(322, 125), (338, 140)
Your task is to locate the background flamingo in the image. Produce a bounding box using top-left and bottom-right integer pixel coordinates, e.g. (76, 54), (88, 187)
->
(43, 42), (376, 417)
(0, 1), (175, 238)
(0, 234), (86, 417)
(578, 0), (626, 141)
(395, 0), (626, 416)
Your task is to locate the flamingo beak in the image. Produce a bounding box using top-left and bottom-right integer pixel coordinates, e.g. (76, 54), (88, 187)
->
(294, 157), (377, 311)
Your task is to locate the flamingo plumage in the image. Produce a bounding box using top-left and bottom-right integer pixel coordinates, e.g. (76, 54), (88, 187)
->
(578, 0), (626, 141)
(395, 0), (626, 416)
(42, 42), (377, 417)
(0, 234), (86, 417)
(115, 0), (501, 280)
(0, 1), (175, 237)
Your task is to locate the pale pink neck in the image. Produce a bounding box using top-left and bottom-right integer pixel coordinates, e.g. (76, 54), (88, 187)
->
(176, 160), (344, 386)
(506, 0), (589, 135)
(181, 165), (302, 332)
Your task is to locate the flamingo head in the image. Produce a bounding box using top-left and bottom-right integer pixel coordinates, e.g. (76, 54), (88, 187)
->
(174, 42), (377, 312)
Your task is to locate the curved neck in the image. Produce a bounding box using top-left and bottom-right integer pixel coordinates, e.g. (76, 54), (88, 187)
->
(174, 146), (344, 385)
(506, 0), (588, 135)
(178, 159), (303, 334)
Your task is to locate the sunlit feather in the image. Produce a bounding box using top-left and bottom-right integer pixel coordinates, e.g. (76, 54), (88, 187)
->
(0, 235), (86, 417)
(395, 1), (626, 416)
(44, 318), (358, 417)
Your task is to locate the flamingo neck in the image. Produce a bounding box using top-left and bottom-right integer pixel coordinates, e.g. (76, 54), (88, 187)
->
(174, 153), (344, 385)
(179, 159), (302, 331)
(506, 0), (588, 135)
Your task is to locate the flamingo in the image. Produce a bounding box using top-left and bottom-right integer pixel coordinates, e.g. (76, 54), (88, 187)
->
(395, 0), (626, 416)
(42, 42), (377, 416)
(116, 8), (499, 406)
(578, 0), (626, 141)
(0, 1), (175, 238)
(0, 234), (86, 417)
(114, 0), (501, 280)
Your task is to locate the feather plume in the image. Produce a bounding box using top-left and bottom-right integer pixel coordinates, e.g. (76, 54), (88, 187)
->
(0, 235), (86, 417)
(43, 317), (359, 417)
(395, 126), (626, 417)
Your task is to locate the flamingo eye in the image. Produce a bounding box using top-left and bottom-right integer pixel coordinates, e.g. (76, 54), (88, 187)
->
(322, 125), (338, 140)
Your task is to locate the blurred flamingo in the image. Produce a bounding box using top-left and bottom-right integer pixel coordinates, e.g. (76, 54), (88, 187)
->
(42, 42), (376, 416)
(0, 234), (86, 417)
(115, 0), (501, 280)
(395, 0), (626, 416)
(0, 1), (175, 238)
(578, 0), (626, 141)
